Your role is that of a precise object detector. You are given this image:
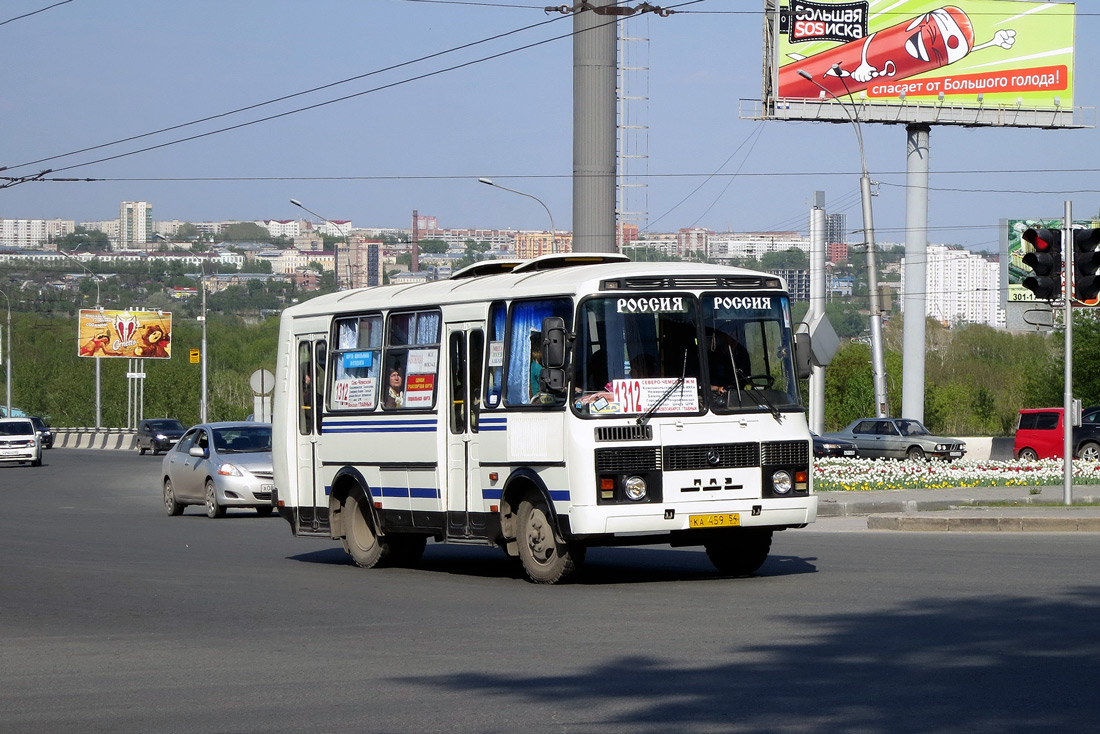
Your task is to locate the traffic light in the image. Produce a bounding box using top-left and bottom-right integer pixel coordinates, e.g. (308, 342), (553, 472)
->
(1021, 228), (1062, 300)
(1072, 228), (1100, 303)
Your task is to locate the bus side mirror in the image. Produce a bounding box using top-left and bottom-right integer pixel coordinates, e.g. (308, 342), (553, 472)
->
(541, 317), (568, 394)
(793, 332), (812, 380)
(541, 317), (567, 369)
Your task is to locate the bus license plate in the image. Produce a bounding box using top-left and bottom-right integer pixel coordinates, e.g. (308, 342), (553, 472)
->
(689, 513), (741, 528)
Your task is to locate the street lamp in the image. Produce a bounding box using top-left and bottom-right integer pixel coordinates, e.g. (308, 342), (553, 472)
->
(290, 198), (346, 289)
(798, 66), (889, 418)
(0, 288), (11, 418)
(157, 233), (208, 422)
(478, 178), (557, 253)
(58, 247), (105, 428)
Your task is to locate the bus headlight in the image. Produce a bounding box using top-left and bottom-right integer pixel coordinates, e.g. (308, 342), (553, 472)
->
(771, 470), (793, 495)
(624, 476), (647, 501)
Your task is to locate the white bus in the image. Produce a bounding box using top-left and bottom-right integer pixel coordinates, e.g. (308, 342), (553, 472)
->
(272, 254), (817, 583)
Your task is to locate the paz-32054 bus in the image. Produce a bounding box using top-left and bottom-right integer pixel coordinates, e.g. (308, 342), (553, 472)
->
(272, 254), (816, 583)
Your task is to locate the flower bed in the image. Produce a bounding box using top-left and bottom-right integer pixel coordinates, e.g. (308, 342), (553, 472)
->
(813, 458), (1100, 492)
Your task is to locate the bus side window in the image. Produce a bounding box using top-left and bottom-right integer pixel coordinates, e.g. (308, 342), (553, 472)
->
(298, 341), (313, 435)
(469, 330), (484, 432)
(504, 298), (572, 407)
(484, 302), (506, 409)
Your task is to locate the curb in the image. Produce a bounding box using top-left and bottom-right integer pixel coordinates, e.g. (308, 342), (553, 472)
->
(868, 514), (1100, 532)
(817, 496), (1100, 517)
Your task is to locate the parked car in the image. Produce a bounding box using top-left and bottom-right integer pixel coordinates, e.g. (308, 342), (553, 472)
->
(137, 418), (186, 455)
(1014, 407), (1100, 461)
(823, 418), (966, 461)
(0, 417), (42, 466)
(811, 431), (858, 458)
(27, 416), (53, 449)
(161, 422), (275, 518)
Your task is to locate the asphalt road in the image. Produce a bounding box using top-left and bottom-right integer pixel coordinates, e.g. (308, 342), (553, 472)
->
(3, 449), (1100, 733)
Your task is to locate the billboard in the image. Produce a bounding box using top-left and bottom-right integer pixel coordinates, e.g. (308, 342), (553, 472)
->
(764, 1), (1079, 127)
(79, 309), (173, 359)
(1007, 218), (1100, 305)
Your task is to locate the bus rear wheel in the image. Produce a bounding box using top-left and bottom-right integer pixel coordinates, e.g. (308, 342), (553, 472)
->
(517, 496), (583, 584)
(344, 493), (390, 568)
(704, 529), (772, 576)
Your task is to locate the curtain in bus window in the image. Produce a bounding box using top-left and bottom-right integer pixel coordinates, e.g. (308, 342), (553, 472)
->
(505, 299), (570, 406)
(416, 312), (440, 344)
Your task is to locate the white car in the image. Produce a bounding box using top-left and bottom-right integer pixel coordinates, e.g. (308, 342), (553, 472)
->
(0, 418), (43, 466)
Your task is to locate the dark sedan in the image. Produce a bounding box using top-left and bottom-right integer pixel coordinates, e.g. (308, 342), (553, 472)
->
(137, 418), (186, 455)
(812, 432), (858, 458)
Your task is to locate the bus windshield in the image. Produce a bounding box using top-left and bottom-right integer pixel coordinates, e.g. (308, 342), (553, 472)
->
(571, 292), (801, 417)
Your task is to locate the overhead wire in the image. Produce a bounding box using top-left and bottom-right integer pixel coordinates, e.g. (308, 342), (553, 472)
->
(0, 0), (73, 28)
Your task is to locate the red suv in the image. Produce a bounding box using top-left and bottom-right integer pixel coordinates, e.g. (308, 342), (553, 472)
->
(1014, 407), (1100, 460)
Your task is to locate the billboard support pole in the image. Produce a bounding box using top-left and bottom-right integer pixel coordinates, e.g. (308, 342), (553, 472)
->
(1063, 200), (1073, 506)
(808, 193), (826, 433)
(797, 68), (889, 417)
(902, 124), (930, 423)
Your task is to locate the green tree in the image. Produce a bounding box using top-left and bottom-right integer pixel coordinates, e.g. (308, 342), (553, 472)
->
(418, 239), (449, 255)
(218, 222), (271, 242)
(760, 248), (808, 270)
(53, 227), (110, 251)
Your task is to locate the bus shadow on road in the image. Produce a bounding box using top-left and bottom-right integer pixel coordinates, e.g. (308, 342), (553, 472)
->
(286, 543), (817, 584)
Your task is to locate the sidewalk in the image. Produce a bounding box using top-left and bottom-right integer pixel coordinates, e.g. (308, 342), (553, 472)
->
(815, 485), (1100, 532)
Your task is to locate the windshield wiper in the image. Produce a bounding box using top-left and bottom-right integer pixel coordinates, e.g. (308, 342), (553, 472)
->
(749, 386), (783, 423)
(637, 349), (689, 426)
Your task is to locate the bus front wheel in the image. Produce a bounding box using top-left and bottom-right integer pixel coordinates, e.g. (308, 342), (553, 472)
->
(517, 496), (583, 584)
(704, 529), (772, 576)
(344, 493), (389, 568)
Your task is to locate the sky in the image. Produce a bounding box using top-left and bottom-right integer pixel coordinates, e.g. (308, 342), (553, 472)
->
(1, 0), (1098, 251)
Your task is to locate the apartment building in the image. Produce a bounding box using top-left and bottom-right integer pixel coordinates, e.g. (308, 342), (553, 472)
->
(901, 244), (1005, 327)
(120, 201), (153, 249)
(0, 218), (75, 248)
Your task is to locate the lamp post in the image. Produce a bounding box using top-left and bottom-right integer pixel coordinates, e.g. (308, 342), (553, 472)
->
(157, 233), (208, 422)
(290, 199), (347, 289)
(798, 67), (889, 418)
(59, 247), (104, 428)
(478, 178), (557, 253)
(0, 288), (11, 418)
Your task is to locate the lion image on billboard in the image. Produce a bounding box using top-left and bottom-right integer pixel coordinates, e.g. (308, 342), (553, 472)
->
(776, 1), (1075, 111)
(78, 309), (173, 359)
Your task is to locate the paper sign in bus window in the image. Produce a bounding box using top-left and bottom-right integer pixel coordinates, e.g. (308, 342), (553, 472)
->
(610, 378), (699, 414)
(332, 378), (376, 409)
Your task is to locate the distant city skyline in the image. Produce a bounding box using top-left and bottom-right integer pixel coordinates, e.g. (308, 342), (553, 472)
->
(2, 1), (1098, 251)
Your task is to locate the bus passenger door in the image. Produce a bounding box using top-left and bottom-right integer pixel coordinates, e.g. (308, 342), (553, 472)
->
(445, 324), (485, 538)
(295, 336), (329, 534)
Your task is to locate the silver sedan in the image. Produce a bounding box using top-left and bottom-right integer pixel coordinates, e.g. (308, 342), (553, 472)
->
(161, 422), (275, 517)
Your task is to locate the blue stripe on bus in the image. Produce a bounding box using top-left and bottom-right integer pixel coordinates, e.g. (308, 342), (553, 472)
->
(373, 486), (441, 499)
(481, 488), (570, 502)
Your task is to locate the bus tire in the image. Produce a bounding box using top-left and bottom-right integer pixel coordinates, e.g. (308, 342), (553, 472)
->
(344, 492), (389, 568)
(517, 495), (583, 584)
(704, 529), (772, 576)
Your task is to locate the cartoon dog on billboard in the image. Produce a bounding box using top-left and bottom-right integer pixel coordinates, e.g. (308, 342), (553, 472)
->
(781, 6), (1017, 98)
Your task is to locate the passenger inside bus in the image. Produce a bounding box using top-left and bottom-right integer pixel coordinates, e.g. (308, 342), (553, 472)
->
(384, 366), (404, 409)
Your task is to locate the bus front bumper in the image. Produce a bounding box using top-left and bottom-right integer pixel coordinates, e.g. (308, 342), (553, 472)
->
(566, 495), (818, 537)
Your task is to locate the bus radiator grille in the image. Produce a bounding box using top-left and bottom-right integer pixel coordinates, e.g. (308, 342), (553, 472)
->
(595, 446), (661, 472)
(761, 440), (809, 465)
(664, 443), (758, 471)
